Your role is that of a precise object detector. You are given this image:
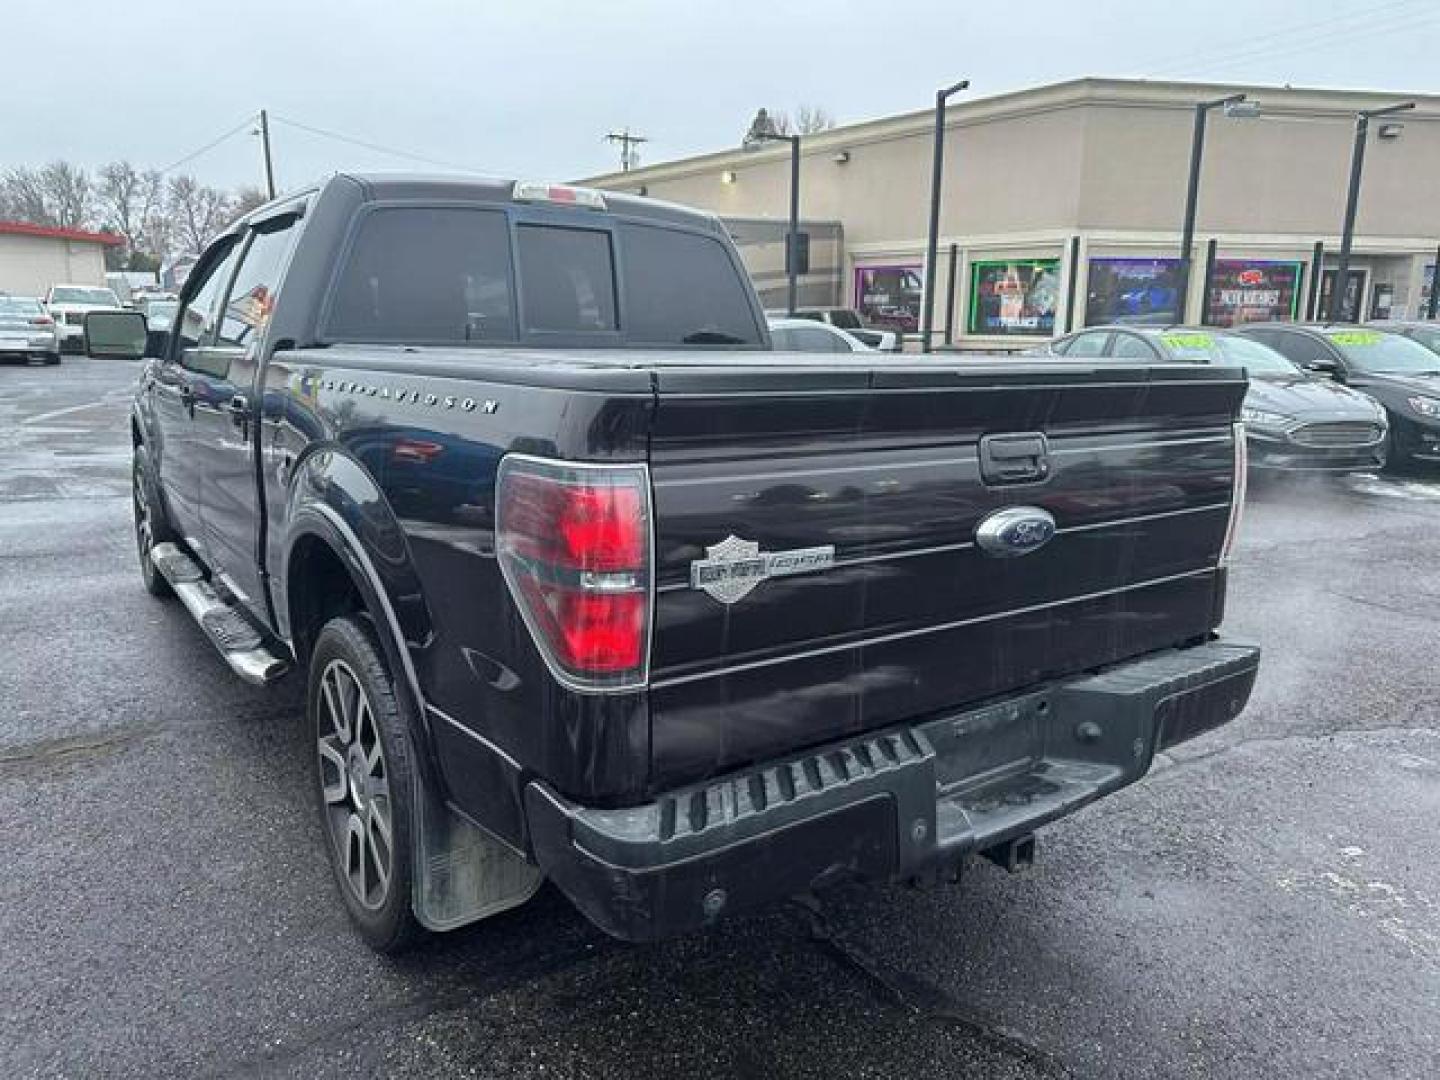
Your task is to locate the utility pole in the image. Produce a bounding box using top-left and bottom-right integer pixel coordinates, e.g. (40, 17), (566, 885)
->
(258, 109), (276, 199)
(920, 79), (968, 353)
(603, 128), (649, 172)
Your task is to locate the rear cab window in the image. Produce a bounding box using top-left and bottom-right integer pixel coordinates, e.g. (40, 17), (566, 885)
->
(324, 204), (763, 349)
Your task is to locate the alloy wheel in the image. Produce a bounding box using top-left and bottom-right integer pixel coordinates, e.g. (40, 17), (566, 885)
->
(133, 461), (153, 561)
(316, 659), (395, 911)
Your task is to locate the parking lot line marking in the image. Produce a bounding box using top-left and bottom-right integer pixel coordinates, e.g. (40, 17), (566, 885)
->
(19, 401), (116, 426)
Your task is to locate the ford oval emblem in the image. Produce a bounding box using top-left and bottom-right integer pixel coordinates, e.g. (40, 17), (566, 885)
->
(975, 506), (1057, 558)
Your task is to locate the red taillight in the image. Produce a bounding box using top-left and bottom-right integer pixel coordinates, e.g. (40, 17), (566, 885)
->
(496, 456), (651, 688)
(30, 315), (53, 326)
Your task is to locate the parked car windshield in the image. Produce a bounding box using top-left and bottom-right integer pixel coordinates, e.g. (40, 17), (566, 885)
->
(1324, 329), (1440, 374)
(49, 287), (120, 305)
(0, 296), (44, 315)
(1214, 334), (1303, 377)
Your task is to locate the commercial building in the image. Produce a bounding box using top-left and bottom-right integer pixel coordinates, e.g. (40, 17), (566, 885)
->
(0, 221), (123, 297)
(586, 78), (1440, 346)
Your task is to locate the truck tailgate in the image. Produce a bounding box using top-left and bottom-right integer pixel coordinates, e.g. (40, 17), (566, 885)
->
(644, 359), (1245, 791)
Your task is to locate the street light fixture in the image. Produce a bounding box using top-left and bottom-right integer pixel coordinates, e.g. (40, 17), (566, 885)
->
(920, 79), (969, 353)
(1329, 100), (1416, 322)
(746, 110), (803, 316)
(1175, 93), (1254, 325)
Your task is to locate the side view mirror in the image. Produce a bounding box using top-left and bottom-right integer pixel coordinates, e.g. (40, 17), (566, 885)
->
(83, 310), (148, 360)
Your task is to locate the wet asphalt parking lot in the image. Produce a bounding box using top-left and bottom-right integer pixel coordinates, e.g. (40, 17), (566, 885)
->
(1, 356), (1437, 1079)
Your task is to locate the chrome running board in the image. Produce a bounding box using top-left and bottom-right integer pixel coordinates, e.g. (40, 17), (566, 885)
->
(150, 542), (290, 686)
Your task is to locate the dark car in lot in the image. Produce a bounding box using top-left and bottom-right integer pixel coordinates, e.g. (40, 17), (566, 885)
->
(1233, 323), (1440, 469)
(1367, 319), (1440, 356)
(1041, 325), (1388, 473)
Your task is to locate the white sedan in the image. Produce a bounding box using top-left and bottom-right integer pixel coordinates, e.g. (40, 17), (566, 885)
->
(768, 317), (875, 353)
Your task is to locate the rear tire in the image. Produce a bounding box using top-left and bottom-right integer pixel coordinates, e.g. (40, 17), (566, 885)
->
(43, 352), (61, 366)
(133, 450), (174, 598)
(310, 615), (423, 954)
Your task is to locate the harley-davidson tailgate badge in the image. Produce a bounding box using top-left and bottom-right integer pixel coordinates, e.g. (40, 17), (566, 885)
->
(689, 535), (835, 605)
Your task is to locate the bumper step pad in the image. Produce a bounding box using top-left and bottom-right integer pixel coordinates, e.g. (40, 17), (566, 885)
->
(150, 543), (289, 686)
(527, 639), (1260, 942)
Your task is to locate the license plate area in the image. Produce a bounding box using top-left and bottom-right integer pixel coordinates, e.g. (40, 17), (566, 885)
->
(925, 690), (1050, 796)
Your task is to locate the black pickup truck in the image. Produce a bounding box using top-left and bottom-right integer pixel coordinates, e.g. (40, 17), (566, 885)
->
(84, 174), (1259, 954)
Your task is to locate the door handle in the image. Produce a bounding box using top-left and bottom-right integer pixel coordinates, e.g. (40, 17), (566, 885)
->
(227, 393), (250, 434)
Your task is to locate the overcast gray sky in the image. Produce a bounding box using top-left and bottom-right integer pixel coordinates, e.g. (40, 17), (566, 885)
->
(10, 0), (1440, 192)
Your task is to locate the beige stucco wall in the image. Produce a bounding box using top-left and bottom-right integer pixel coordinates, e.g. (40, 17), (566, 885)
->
(589, 78), (1440, 338)
(0, 235), (108, 296)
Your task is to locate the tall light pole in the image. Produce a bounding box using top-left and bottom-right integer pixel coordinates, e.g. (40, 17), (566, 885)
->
(920, 79), (968, 353)
(1175, 94), (1254, 325)
(1330, 101), (1415, 322)
(748, 111), (802, 315)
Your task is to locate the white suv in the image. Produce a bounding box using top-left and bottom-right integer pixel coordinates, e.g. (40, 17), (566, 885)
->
(44, 284), (124, 352)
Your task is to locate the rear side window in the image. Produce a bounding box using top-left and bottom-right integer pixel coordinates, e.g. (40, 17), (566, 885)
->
(328, 208), (516, 343)
(1111, 333), (1158, 360)
(1060, 331), (1109, 357)
(516, 225), (617, 333)
(618, 223), (762, 346)
(1261, 331), (1330, 367)
(325, 207), (761, 347)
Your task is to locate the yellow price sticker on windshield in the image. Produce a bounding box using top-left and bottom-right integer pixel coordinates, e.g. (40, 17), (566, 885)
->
(1330, 331), (1383, 346)
(1161, 333), (1214, 350)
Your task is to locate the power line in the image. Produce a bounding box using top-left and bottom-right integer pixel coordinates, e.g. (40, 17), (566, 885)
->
(269, 114), (480, 173)
(1161, 6), (1440, 81)
(1143, 0), (1432, 79)
(158, 115), (258, 175)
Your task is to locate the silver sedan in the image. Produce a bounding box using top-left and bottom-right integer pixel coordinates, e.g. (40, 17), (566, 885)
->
(0, 295), (61, 365)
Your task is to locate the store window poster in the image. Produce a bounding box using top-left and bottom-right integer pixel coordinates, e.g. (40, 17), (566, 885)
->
(1204, 260), (1302, 327)
(968, 259), (1059, 336)
(854, 265), (924, 331)
(1085, 258), (1182, 325)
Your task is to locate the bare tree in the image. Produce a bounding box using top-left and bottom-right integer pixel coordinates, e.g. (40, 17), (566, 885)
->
(767, 105), (838, 137)
(794, 104), (836, 134)
(167, 174), (232, 255)
(96, 161), (166, 259)
(0, 167), (54, 224)
(40, 161), (94, 229)
(227, 185), (269, 224)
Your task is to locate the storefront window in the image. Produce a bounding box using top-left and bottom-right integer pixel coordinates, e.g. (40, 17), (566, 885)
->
(853, 265), (923, 332)
(1317, 268), (1366, 322)
(1422, 265), (1436, 316)
(1204, 260), (1303, 327)
(1085, 258), (1182, 326)
(968, 259), (1059, 336)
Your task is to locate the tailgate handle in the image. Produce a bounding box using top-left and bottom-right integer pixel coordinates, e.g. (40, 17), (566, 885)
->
(979, 433), (1050, 485)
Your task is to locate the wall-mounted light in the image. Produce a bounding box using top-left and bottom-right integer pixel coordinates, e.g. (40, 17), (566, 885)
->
(721, 170), (737, 184)
(1378, 122), (1405, 140)
(832, 150), (851, 164)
